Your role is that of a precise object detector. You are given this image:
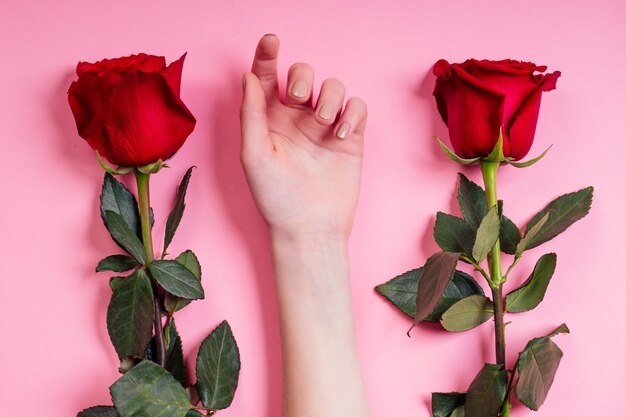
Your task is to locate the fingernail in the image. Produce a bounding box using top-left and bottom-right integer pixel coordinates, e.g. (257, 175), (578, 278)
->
(318, 103), (334, 120)
(291, 79), (307, 98)
(264, 33), (277, 37)
(336, 122), (351, 139)
(242, 74), (247, 92)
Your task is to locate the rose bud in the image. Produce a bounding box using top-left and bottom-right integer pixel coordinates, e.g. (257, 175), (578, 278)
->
(68, 53), (196, 167)
(433, 59), (560, 161)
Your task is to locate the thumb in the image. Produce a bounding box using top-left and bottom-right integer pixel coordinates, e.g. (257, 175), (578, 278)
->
(240, 72), (270, 156)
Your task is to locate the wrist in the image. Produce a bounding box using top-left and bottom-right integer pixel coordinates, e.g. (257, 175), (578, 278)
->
(270, 229), (351, 289)
(270, 228), (350, 251)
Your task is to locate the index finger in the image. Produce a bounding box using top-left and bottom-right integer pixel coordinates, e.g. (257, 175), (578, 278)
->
(251, 34), (280, 101)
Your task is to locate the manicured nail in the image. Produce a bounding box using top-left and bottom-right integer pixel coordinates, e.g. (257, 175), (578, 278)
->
(291, 79), (307, 98)
(336, 122), (351, 139)
(264, 33), (277, 37)
(318, 103), (334, 120)
(242, 74), (247, 92)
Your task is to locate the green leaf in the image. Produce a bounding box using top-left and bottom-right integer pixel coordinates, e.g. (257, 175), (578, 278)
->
(107, 270), (154, 359)
(77, 406), (121, 417)
(440, 295), (494, 332)
(196, 321), (241, 409)
(185, 411), (203, 417)
(435, 137), (481, 165)
(149, 260), (204, 300)
(109, 276), (125, 291)
(457, 174), (488, 230)
(432, 392), (466, 417)
(545, 323), (570, 338)
(375, 268), (483, 322)
(165, 250), (202, 313)
(523, 187), (594, 250)
(472, 206), (500, 262)
(119, 356), (141, 374)
(515, 324), (569, 410)
(434, 213), (475, 256)
(500, 215), (521, 255)
(103, 211), (147, 264)
(146, 318), (186, 386)
(165, 319), (186, 386)
(412, 252), (461, 327)
(110, 360), (191, 417)
(96, 255), (140, 273)
(100, 173), (141, 240)
(465, 363), (507, 417)
(450, 406), (465, 417)
(506, 253), (557, 313)
(164, 167), (194, 255)
(516, 212), (550, 256)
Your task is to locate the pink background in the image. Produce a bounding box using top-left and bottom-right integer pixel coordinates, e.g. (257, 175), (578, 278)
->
(1, 1), (624, 415)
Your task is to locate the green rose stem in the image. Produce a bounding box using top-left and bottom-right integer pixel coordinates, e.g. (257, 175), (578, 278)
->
(479, 160), (506, 366)
(135, 170), (167, 367)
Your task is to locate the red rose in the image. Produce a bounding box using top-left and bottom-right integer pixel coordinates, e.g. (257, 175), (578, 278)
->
(68, 53), (196, 167)
(433, 59), (560, 160)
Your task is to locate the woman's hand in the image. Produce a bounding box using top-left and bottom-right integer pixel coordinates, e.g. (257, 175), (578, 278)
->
(239, 35), (372, 417)
(240, 34), (367, 242)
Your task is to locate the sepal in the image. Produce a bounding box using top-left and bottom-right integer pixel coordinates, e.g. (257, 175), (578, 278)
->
(483, 129), (505, 162)
(137, 159), (166, 174)
(96, 150), (132, 175)
(435, 137), (481, 165)
(506, 145), (552, 168)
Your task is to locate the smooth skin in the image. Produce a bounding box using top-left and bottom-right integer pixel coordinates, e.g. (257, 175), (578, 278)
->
(240, 35), (371, 417)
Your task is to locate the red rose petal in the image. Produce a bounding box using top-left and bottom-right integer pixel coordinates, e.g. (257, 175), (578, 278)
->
(538, 71), (561, 92)
(68, 78), (103, 136)
(506, 88), (542, 160)
(77, 54), (166, 76)
(435, 64), (506, 158)
(100, 72), (195, 166)
(160, 53), (187, 97)
(433, 59), (450, 77)
(507, 71), (560, 160)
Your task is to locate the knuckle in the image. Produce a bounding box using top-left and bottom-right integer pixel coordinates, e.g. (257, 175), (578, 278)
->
(321, 78), (346, 97)
(289, 62), (313, 74)
(349, 97), (367, 115)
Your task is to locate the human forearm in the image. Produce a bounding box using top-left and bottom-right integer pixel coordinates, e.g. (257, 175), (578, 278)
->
(271, 232), (371, 417)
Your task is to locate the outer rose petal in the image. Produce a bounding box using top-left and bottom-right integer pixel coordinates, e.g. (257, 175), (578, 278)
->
(93, 72), (196, 166)
(434, 64), (506, 158)
(433, 58), (560, 159)
(433, 59), (450, 78)
(507, 71), (561, 160)
(467, 59), (546, 75)
(77, 54), (166, 76)
(160, 53), (186, 97)
(68, 78), (103, 136)
(463, 60), (540, 128)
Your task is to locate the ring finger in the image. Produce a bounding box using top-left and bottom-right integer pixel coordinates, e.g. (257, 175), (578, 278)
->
(314, 78), (345, 125)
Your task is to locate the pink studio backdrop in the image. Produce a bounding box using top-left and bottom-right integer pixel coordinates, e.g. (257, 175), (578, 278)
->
(1, 1), (624, 415)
